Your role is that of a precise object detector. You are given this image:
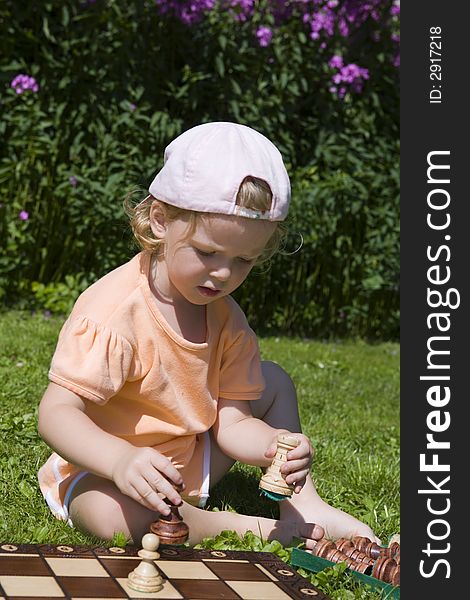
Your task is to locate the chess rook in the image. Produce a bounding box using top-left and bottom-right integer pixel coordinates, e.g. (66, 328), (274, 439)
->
(259, 433), (300, 499)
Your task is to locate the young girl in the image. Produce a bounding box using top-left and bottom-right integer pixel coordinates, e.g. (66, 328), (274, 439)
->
(38, 122), (379, 547)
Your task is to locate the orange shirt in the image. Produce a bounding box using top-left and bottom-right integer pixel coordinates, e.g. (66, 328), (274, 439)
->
(38, 251), (264, 513)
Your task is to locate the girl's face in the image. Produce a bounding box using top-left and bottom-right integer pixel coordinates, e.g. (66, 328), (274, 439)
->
(151, 208), (277, 306)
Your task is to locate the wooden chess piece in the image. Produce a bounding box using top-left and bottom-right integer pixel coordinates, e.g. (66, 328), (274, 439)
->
(259, 434), (300, 501)
(385, 541), (400, 559)
(150, 499), (189, 545)
(335, 538), (375, 566)
(310, 538), (372, 574)
(371, 556), (398, 584)
(127, 533), (163, 593)
(390, 564), (400, 586)
(351, 536), (383, 559)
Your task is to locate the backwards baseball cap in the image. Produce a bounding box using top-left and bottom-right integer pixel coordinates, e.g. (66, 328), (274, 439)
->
(148, 122), (290, 221)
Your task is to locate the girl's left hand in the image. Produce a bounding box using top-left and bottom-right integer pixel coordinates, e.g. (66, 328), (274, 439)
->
(264, 433), (314, 494)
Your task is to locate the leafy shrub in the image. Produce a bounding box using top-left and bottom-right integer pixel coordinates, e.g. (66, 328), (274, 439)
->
(0, 0), (399, 338)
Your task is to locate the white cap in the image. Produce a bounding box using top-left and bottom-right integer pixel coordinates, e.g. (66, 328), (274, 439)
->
(149, 122), (290, 221)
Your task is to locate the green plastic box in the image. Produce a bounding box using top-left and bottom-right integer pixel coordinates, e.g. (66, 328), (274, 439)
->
(291, 547), (400, 599)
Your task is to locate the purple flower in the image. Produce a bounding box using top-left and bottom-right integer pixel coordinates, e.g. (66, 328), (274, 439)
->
(155, 0), (215, 25)
(11, 74), (39, 95)
(329, 61), (369, 98)
(328, 55), (343, 69)
(128, 102), (137, 111)
(19, 210), (29, 221)
(223, 0), (255, 22)
(256, 26), (273, 47)
(69, 176), (78, 187)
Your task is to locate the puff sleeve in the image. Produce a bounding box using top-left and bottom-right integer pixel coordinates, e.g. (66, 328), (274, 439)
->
(48, 315), (134, 404)
(218, 327), (265, 401)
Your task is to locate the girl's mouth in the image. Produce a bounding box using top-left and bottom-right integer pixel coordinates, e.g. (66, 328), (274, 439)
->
(197, 286), (221, 297)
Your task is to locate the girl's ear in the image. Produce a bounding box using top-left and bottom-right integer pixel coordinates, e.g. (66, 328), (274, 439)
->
(149, 201), (168, 240)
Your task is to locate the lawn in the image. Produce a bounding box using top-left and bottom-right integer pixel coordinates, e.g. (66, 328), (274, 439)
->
(0, 310), (399, 599)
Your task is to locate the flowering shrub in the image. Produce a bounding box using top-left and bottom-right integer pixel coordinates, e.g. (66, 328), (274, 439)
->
(152, 0), (400, 96)
(0, 0), (399, 338)
(10, 74), (39, 94)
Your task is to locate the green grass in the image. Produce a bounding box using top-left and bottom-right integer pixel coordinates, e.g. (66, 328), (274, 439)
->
(0, 310), (399, 599)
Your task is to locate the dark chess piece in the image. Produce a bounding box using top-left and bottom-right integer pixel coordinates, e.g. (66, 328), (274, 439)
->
(309, 539), (371, 575)
(150, 499), (189, 545)
(371, 556), (399, 584)
(351, 536), (383, 559)
(335, 538), (375, 566)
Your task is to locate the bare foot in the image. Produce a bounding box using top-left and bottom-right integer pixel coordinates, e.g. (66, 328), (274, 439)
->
(280, 478), (382, 544)
(178, 501), (325, 546)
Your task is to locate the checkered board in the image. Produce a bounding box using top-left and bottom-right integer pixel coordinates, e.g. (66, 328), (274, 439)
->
(0, 542), (330, 600)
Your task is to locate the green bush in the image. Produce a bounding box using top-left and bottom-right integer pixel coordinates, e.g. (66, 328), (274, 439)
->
(0, 0), (399, 339)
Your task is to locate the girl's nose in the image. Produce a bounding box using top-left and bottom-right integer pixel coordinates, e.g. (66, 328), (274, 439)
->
(211, 263), (232, 282)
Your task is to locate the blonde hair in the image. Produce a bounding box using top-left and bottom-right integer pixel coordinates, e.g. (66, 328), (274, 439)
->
(123, 176), (287, 264)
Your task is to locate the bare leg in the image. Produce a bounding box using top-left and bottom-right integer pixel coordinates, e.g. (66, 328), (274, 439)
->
(250, 361), (380, 543)
(68, 361), (377, 545)
(68, 472), (324, 546)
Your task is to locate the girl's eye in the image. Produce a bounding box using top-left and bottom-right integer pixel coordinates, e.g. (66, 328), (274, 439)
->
(238, 257), (255, 264)
(196, 248), (214, 257)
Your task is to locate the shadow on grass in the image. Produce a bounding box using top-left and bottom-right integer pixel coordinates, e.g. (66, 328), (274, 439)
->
(206, 465), (281, 520)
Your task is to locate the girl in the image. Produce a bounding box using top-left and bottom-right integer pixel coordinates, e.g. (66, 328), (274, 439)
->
(38, 122), (379, 547)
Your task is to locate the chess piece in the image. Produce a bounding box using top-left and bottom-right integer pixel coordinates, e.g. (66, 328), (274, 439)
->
(259, 433), (300, 501)
(351, 536), (383, 559)
(335, 538), (375, 566)
(127, 533), (163, 593)
(371, 556), (399, 584)
(390, 564), (400, 586)
(385, 541), (400, 559)
(310, 538), (372, 575)
(150, 499), (189, 545)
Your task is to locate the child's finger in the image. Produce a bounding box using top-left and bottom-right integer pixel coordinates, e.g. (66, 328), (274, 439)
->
(144, 468), (183, 507)
(264, 442), (277, 459)
(299, 522), (325, 544)
(285, 468), (309, 487)
(132, 480), (172, 514)
(149, 452), (185, 505)
(286, 439), (314, 461)
(281, 457), (310, 476)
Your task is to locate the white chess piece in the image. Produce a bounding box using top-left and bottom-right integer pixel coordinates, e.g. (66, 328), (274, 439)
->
(127, 533), (164, 592)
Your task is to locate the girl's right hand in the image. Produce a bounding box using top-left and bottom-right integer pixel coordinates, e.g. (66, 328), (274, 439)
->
(111, 446), (185, 515)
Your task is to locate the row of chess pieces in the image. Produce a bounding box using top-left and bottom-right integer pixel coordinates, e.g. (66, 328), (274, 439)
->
(308, 535), (400, 587)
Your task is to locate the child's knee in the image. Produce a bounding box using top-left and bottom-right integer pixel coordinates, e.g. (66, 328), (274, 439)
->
(68, 476), (153, 541)
(261, 360), (296, 395)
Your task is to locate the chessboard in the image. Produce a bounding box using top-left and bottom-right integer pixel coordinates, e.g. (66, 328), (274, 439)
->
(0, 542), (330, 600)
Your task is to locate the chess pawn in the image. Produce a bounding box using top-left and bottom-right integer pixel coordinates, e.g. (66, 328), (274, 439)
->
(259, 434), (300, 500)
(127, 533), (163, 593)
(151, 500), (189, 545)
